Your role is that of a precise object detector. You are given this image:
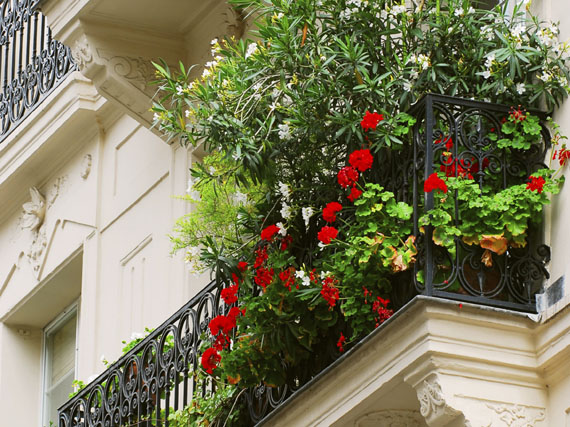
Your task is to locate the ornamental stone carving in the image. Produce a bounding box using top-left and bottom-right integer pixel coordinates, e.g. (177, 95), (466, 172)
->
(99, 53), (156, 94)
(486, 403), (546, 427)
(356, 409), (427, 427)
(21, 187), (45, 232)
(415, 375), (462, 426)
(80, 154), (92, 179)
(72, 35), (93, 71)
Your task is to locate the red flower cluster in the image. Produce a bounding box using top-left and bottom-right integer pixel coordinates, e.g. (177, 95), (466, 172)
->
(280, 235), (293, 251)
(349, 149), (373, 172)
(360, 110), (384, 131)
(337, 166), (359, 189)
(347, 186), (362, 202)
(261, 224), (280, 242)
(424, 172), (448, 193)
(318, 226), (338, 244)
(254, 247), (268, 269)
(201, 347), (221, 374)
(279, 267), (296, 291)
(509, 106), (526, 123)
(323, 202), (343, 223)
(372, 297), (393, 328)
(209, 314), (236, 337)
(553, 148), (570, 166)
(436, 136), (454, 152)
(254, 267), (274, 291)
(237, 261), (248, 272)
(321, 277), (340, 308)
(337, 333), (346, 353)
(221, 284), (239, 305)
(526, 176), (545, 193)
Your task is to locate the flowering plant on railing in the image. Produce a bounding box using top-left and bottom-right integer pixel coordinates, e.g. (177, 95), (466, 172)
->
(145, 0), (570, 424)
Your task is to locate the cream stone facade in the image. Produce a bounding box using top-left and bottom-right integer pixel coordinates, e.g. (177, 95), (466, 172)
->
(0, 0), (570, 426)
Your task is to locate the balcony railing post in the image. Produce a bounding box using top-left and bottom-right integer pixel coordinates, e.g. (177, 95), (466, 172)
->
(424, 94), (435, 296)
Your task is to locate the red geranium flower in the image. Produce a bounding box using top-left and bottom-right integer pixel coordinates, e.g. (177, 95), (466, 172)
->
(424, 173), (448, 193)
(526, 176), (545, 193)
(559, 148), (570, 166)
(338, 166), (359, 188)
(279, 267), (296, 291)
(254, 267), (274, 290)
(260, 224), (280, 242)
(349, 149), (373, 172)
(347, 186), (362, 202)
(318, 226), (338, 244)
(360, 110), (384, 131)
(337, 333), (346, 353)
(321, 280), (340, 308)
(253, 247), (268, 268)
(221, 284), (239, 305)
(209, 315), (235, 336)
(201, 347), (221, 374)
(237, 261), (248, 272)
(322, 202), (343, 223)
(372, 297), (393, 327)
(280, 235), (293, 251)
(227, 306), (241, 321)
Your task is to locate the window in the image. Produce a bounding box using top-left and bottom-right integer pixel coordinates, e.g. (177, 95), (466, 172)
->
(42, 305), (78, 426)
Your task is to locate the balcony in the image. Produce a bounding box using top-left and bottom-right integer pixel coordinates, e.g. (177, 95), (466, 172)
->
(0, 0), (76, 144)
(58, 94), (554, 426)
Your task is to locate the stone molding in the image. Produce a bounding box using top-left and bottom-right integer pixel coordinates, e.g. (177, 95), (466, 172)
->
(355, 409), (426, 426)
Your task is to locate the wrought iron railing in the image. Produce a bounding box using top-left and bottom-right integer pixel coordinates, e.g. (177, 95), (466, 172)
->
(59, 95), (552, 426)
(390, 94), (551, 312)
(0, 0), (76, 143)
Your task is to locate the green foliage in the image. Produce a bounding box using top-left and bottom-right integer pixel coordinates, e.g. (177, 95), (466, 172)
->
(144, 0), (570, 424)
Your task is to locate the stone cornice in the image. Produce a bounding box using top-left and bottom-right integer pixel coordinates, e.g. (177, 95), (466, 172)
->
(259, 297), (549, 427)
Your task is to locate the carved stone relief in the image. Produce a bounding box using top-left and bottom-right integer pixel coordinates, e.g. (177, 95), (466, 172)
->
(356, 409), (427, 427)
(21, 187), (45, 232)
(485, 402), (546, 427)
(47, 176), (68, 208)
(414, 375), (462, 426)
(98, 52), (156, 94)
(80, 154), (92, 179)
(71, 34), (93, 71)
(21, 187), (47, 272)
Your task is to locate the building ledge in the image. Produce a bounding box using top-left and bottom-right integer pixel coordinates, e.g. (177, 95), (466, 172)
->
(258, 296), (560, 427)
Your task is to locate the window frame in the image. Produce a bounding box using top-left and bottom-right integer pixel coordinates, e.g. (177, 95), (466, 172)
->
(40, 301), (79, 427)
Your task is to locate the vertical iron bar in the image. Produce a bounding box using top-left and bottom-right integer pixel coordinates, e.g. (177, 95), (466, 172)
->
(424, 95), (435, 296)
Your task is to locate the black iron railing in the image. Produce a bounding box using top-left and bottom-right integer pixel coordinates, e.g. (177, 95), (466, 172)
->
(396, 94), (550, 312)
(59, 95), (552, 426)
(0, 0), (76, 143)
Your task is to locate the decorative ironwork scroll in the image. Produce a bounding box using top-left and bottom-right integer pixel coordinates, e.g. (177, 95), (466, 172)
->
(404, 94), (550, 312)
(0, 0), (76, 143)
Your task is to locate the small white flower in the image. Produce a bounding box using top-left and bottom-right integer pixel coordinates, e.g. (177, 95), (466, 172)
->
(276, 12), (284, 19)
(454, 8), (463, 17)
(211, 38), (218, 46)
(278, 181), (291, 201)
(302, 276), (311, 287)
(320, 271), (331, 279)
(410, 70), (419, 80)
(231, 151), (240, 161)
(538, 71), (550, 82)
(403, 81), (412, 92)
(467, 7), (475, 14)
(515, 83), (526, 94)
(276, 222), (287, 236)
(392, 5), (406, 15)
(184, 109), (190, 118)
(380, 9), (388, 19)
(153, 113), (160, 122)
(202, 68), (211, 78)
(511, 24), (525, 38)
(176, 85), (184, 96)
(245, 43), (258, 59)
(278, 123), (292, 140)
(233, 191), (248, 205)
(280, 203), (292, 220)
(302, 207), (313, 227)
(209, 166), (216, 175)
(295, 270), (305, 279)
(130, 332), (145, 341)
(282, 95), (293, 107)
(482, 70), (491, 79)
